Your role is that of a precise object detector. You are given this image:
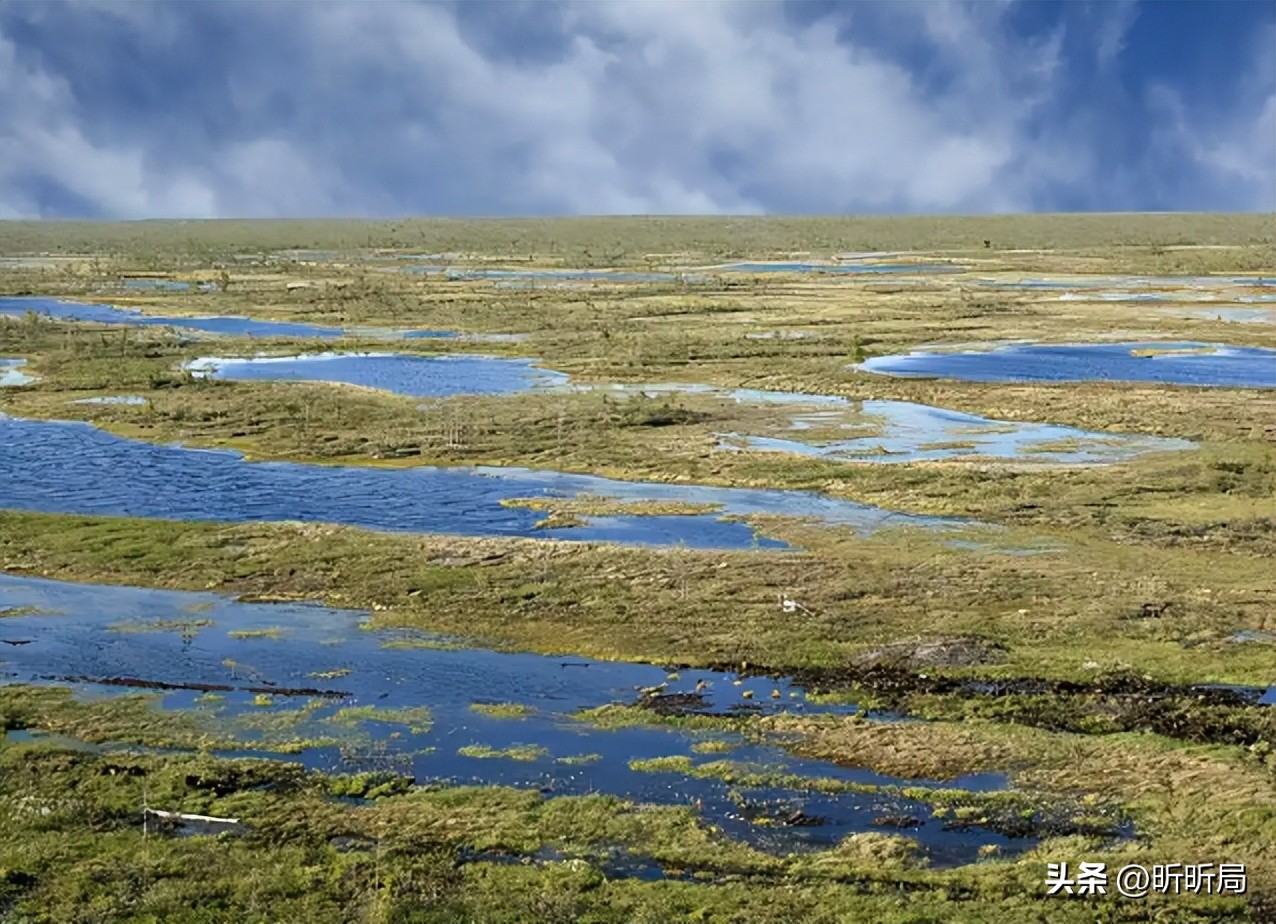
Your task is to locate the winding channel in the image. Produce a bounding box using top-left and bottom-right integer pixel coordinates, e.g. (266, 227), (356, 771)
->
(4, 281), (1262, 863)
(0, 572), (1031, 864)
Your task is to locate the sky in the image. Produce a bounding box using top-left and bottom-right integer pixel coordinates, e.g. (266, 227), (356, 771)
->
(0, 0), (1272, 219)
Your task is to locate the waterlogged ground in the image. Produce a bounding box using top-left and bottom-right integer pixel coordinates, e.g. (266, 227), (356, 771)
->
(700, 261), (963, 275)
(579, 384), (1193, 465)
(1156, 306), (1275, 325)
(722, 398), (1193, 465)
(981, 274), (1275, 293)
(404, 266), (687, 284)
(0, 572), (1020, 865)
(0, 416), (966, 550)
(858, 342), (1276, 388)
(1, 219), (1273, 920)
(176, 353), (1196, 465)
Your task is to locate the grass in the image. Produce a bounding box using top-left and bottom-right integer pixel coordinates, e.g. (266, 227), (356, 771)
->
(327, 705), (434, 735)
(308, 667), (354, 680)
(554, 753), (602, 765)
(1, 217), (1274, 919)
(3, 510), (1273, 687)
(0, 689), (1261, 921)
(500, 496), (724, 517)
(1, 213), (1271, 265)
(107, 617), (214, 635)
(457, 744), (552, 762)
(228, 627), (284, 640)
(469, 703), (534, 719)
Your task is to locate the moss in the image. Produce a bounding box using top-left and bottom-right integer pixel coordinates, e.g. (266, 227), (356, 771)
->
(326, 705), (434, 734)
(227, 627), (283, 639)
(469, 703), (533, 719)
(3, 219), (1275, 919)
(555, 754), (602, 766)
(457, 744), (551, 762)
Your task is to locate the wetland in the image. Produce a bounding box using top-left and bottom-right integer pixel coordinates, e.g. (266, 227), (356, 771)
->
(1, 213), (1273, 922)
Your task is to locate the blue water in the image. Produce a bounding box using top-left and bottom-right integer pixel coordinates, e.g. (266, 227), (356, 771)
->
(0, 416), (965, 550)
(572, 384), (1192, 465)
(711, 262), (961, 275)
(985, 276), (1276, 290)
(122, 278), (192, 292)
(857, 342), (1276, 388)
(0, 296), (456, 341)
(1058, 292), (1276, 306)
(0, 358), (35, 386)
(723, 399), (1193, 465)
(1158, 307), (1275, 325)
(0, 296), (346, 339)
(409, 261), (961, 279)
(0, 572), (1021, 863)
(185, 352), (568, 397)
(405, 267), (679, 283)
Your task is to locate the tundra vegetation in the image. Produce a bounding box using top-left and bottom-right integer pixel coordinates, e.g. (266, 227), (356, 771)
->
(0, 214), (1273, 921)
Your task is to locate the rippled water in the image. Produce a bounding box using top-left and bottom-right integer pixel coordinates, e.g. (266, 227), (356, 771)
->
(0, 573), (1020, 863)
(186, 352), (568, 396)
(187, 358), (1186, 466)
(857, 342), (1276, 388)
(0, 416), (967, 550)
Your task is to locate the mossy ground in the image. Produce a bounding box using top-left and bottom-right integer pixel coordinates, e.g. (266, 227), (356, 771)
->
(1, 216), (1273, 920)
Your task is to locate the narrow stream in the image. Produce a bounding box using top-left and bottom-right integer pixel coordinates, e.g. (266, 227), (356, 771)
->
(0, 415), (966, 550)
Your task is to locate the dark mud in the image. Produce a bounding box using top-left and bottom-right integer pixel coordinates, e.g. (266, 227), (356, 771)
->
(710, 662), (1276, 747)
(48, 675), (349, 699)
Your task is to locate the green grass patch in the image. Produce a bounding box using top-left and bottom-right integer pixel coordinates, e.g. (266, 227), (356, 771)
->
(458, 744), (551, 762)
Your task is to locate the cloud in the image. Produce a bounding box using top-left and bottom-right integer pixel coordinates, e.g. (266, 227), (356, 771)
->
(0, 0), (1271, 218)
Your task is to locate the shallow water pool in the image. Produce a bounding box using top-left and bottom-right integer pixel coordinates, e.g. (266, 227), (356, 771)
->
(857, 342), (1276, 388)
(724, 399), (1193, 464)
(404, 267), (680, 283)
(0, 572), (1029, 864)
(0, 296), (455, 341)
(1156, 307), (1275, 325)
(0, 358), (36, 387)
(571, 384), (1193, 465)
(0, 295), (347, 339)
(186, 352), (568, 396)
(707, 262), (961, 275)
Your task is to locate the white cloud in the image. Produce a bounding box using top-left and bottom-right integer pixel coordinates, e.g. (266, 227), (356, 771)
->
(1143, 20), (1276, 211)
(0, 1), (1271, 218)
